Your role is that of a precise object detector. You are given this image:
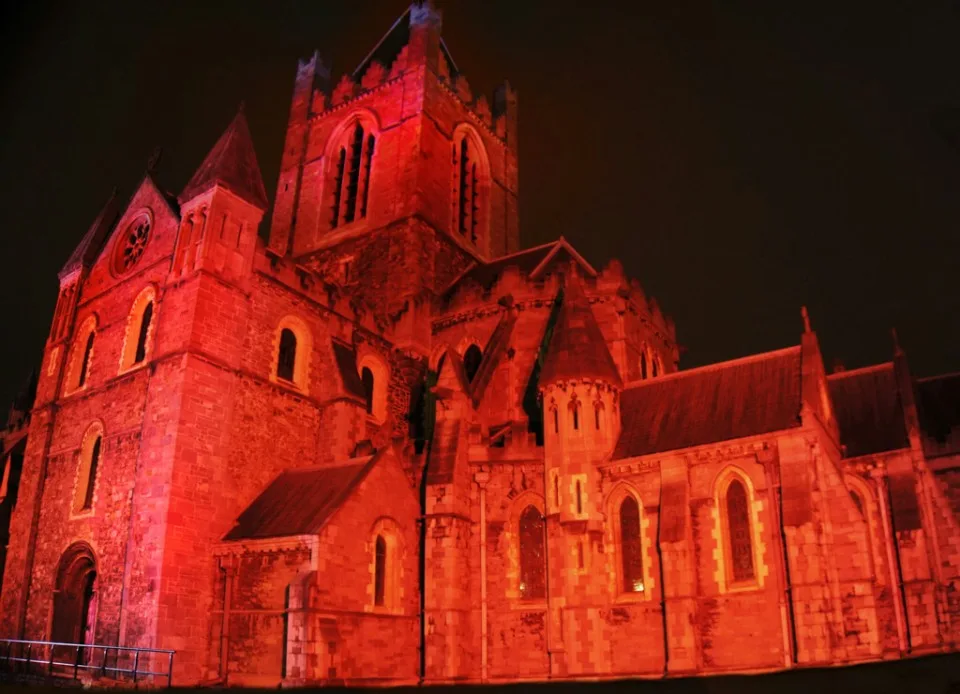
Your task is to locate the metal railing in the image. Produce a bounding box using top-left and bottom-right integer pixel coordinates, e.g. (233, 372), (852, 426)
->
(0, 638), (175, 687)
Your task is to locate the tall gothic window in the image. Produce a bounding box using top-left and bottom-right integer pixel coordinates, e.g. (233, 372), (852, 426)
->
(620, 497), (644, 593)
(78, 332), (95, 388)
(452, 133), (485, 246)
(374, 535), (387, 607)
(463, 344), (483, 382)
(518, 505), (545, 600)
(277, 329), (297, 382)
(640, 351), (648, 380)
(134, 302), (153, 365)
(81, 437), (101, 511)
(850, 489), (865, 519)
(330, 122), (376, 229)
(725, 480), (755, 582)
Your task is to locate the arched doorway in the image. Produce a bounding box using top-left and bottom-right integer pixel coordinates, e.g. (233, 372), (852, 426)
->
(51, 543), (98, 646)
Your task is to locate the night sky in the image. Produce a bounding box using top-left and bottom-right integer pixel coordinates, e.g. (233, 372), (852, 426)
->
(1, 1), (958, 410)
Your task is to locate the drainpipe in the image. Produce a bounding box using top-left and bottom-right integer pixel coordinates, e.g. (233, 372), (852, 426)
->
(655, 485), (669, 677)
(474, 470), (489, 682)
(218, 558), (235, 684)
(876, 474), (909, 653)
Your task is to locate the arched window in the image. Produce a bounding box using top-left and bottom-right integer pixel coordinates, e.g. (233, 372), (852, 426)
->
(552, 408), (559, 435)
(518, 505), (545, 600)
(78, 333), (95, 387)
(277, 329), (297, 382)
(569, 398), (581, 431)
(594, 401), (604, 431)
(369, 518), (402, 611)
(361, 367), (375, 415)
(575, 480), (583, 515)
(330, 121), (376, 229)
(463, 344), (482, 383)
(68, 316), (98, 393)
(620, 496), (644, 593)
(725, 479), (755, 582)
(451, 128), (489, 249)
(374, 535), (387, 607)
(358, 354), (389, 421)
(74, 425), (103, 515)
(272, 317), (311, 390)
(640, 351), (648, 380)
(651, 353), (659, 378)
(134, 302), (153, 364)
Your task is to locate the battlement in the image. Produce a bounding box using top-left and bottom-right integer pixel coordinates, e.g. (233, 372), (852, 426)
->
(296, 2), (516, 144)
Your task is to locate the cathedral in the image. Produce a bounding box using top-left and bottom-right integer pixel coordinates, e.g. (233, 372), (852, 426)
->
(1, 2), (959, 687)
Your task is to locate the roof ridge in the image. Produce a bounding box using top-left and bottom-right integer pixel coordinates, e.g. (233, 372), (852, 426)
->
(623, 345), (801, 390)
(826, 362), (895, 380)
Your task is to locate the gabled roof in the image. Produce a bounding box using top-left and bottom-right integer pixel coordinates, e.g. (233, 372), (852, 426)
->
(827, 364), (909, 458)
(613, 346), (802, 459)
(61, 190), (122, 276)
(353, 2), (457, 81)
(916, 372), (960, 459)
(539, 274), (622, 388)
(179, 109), (268, 209)
(223, 455), (380, 541)
(444, 238), (597, 298)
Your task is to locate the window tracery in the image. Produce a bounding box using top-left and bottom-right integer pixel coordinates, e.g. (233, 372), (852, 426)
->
(328, 119), (377, 230)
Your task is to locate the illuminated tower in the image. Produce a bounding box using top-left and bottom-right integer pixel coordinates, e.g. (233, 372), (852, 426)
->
(538, 269), (622, 677)
(266, 1), (519, 355)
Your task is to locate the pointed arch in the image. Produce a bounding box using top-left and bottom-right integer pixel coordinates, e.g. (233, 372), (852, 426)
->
(606, 483), (654, 600)
(845, 474), (881, 579)
(357, 352), (389, 422)
(323, 109), (381, 232)
(119, 285), (158, 373)
(713, 466), (766, 591)
(73, 422), (104, 516)
(450, 123), (491, 255)
(368, 516), (404, 613)
(505, 491), (546, 602)
(66, 314), (98, 395)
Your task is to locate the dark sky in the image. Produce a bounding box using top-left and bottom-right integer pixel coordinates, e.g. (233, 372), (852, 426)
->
(1, 1), (958, 409)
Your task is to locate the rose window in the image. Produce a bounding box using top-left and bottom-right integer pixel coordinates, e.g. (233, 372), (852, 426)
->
(115, 216), (151, 274)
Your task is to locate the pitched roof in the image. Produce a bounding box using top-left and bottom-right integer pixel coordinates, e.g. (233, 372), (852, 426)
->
(179, 109), (268, 209)
(223, 456), (378, 541)
(331, 340), (367, 401)
(60, 190), (122, 276)
(444, 238), (597, 298)
(915, 372), (960, 458)
(827, 364), (909, 458)
(613, 346), (802, 459)
(538, 274), (622, 388)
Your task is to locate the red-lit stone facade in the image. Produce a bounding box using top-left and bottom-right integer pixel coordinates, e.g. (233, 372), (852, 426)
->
(2, 2), (959, 687)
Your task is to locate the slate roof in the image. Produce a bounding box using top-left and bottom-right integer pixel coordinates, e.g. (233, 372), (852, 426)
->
(61, 191), (122, 276)
(468, 308), (517, 405)
(223, 456), (378, 541)
(539, 274), (622, 388)
(331, 340), (367, 401)
(827, 364), (909, 458)
(916, 372), (960, 458)
(613, 346), (802, 459)
(179, 110), (268, 209)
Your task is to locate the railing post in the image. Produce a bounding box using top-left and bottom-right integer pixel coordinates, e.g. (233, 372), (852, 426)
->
(167, 651), (174, 688)
(132, 650), (140, 684)
(74, 645), (81, 680)
(48, 643), (54, 675)
(25, 643), (31, 675)
(102, 647), (108, 678)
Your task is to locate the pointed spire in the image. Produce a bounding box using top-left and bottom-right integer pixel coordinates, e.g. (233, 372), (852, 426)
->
(892, 327), (904, 356)
(539, 269), (623, 389)
(179, 108), (268, 209)
(801, 305), (812, 333)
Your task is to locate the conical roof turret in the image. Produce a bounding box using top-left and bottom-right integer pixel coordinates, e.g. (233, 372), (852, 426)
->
(539, 270), (623, 389)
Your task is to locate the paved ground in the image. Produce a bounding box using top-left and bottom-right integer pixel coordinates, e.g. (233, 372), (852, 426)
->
(1, 653), (959, 693)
